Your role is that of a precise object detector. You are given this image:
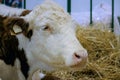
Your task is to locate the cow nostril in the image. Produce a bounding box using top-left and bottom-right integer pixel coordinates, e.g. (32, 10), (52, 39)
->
(74, 53), (81, 59)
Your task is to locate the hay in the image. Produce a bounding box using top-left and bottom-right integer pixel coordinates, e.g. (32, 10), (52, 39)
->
(51, 27), (120, 80)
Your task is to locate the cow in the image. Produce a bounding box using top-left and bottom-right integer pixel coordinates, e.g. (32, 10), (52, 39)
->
(0, 0), (88, 80)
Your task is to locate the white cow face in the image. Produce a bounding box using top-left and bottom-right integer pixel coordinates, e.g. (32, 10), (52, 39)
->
(5, 0), (88, 72)
(21, 10), (88, 71)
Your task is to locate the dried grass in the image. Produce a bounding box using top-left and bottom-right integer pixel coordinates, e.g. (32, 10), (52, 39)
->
(52, 27), (120, 80)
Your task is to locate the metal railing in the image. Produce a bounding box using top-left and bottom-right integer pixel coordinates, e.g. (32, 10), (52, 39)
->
(1, 0), (115, 32)
(67, 0), (114, 32)
(24, 0), (26, 9)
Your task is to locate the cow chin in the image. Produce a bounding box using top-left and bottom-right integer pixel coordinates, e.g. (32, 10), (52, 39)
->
(48, 61), (87, 72)
(65, 58), (87, 71)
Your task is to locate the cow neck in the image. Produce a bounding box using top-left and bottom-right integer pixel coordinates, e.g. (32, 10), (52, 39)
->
(0, 34), (29, 79)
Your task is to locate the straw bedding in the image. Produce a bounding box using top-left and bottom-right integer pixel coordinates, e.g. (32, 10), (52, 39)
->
(51, 26), (120, 80)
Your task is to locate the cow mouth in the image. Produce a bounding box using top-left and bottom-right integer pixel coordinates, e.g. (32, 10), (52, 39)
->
(69, 58), (88, 70)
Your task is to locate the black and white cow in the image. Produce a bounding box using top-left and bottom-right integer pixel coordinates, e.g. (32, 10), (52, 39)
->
(0, 0), (88, 80)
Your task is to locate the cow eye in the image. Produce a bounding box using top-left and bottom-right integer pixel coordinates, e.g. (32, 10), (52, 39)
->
(43, 26), (49, 30)
(42, 25), (51, 31)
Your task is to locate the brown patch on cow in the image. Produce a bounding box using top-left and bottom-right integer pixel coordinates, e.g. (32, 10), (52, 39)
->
(20, 10), (31, 16)
(0, 15), (7, 37)
(0, 35), (19, 65)
(17, 49), (30, 79)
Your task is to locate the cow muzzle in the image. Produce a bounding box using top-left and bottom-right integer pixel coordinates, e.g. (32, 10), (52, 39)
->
(70, 50), (88, 69)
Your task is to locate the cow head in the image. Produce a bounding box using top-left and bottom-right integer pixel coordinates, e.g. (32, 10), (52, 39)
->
(4, 0), (88, 71)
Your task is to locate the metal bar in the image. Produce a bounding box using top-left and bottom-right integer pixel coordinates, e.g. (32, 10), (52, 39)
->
(2, 0), (4, 4)
(111, 0), (114, 32)
(90, 0), (93, 25)
(67, 0), (71, 14)
(24, 0), (26, 9)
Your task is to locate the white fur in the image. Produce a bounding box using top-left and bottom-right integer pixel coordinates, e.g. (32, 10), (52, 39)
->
(0, 3), (25, 17)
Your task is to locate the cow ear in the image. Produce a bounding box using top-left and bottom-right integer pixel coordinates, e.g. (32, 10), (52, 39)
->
(4, 18), (28, 34)
(4, 18), (33, 39)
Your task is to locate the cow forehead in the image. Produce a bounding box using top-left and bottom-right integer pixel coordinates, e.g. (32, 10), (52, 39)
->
(30, 11), (76, 35)
(25, 0), (75, 30)
(35, 11), (73, 27)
